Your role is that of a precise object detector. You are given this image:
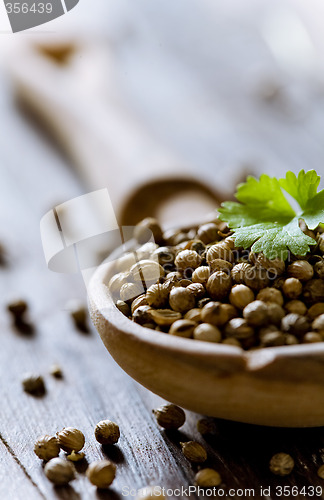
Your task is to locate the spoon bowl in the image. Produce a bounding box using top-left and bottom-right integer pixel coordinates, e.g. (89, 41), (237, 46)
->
(89, 244), (324, 428)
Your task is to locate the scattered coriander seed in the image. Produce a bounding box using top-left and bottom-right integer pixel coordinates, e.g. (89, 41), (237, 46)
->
(44, 458), (76, 485)
(116, 300), (130, 317)
(34, 435), (60, 461)
(303, 332), (322, 343)
(50, 364), (63, 379)
(284, 300), (307, 316)
(180, 441), (207, 463)
(67, 451), (85, 462)
(67, 300), (88, 331)
(175, 250), (202, 271)
(317, 464), (324, 479)
(281, 314), (310, 337)
(206, 271), (232, 300)
(194, 468), (222, 487)
(230, 284), (254, 310)
(153, 404), (185, 429)
(136, 486), (167, 499)
(193, 323), (221, 342)
(56, 427), (85, 453)
(257, 287), (284, 306)
(95, 420), (120, 445)
(192, 266), (211, 285)
(149, 309), (182, 326)
(169, 287), (195, 313)
(288, 260), (314, 281)
(22, 374), (46, 396)
(269, 453), (294, 476)
(86, 459), (116, 489)
(169, 319), (196, 338)
(134, 217), (163, 245)
(7, 299), (28, 319)
(197, 418), (216, 435)
(243, 301), (269, 327)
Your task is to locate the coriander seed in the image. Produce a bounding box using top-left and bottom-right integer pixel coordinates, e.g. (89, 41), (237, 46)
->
(260, 331), (285, 347)
(318, 465), (324, 479)
(253, 254), (285, 276)
(282, 278), (302, 299)
(120, 283), (143, 303)
(201, 301), (236, 326)
(22, 374), (46, 396)
(56, 427), (85, 453)
(285, 300), (307, 316)
(206, 239), (234, 265)
(180, 441), (207, 463)
(192, 266), (211, 285)
(184, 308), (201, 322)
(149, 309), (182, 326)
(95, 420), (120, 445)
(303, 332), (322, 343)
(222, 337), (242, 347)
(314, 260), (324, 279)
(281, 314), (310, 337)
(206, 271), (232, 300)
(244, 266), (270, 290)
(208, 258), (233, 273)
(153, 246), (175, 267)
(146, 284), (169, 308)
(308, 303), (324, 320)
(231, 262), (252, 284)
(175, 250), (202, 271)
(225, 318), (254, 339)
(193, 323), (221, 342)
(266, 303), (285, 325)
(186, 282), (205, 299)
(169, 287), (195, 313)
(243, 301), (269, 327)
(303, 279), (324, 303)
(288, 260), (314, 281)
(44, 458), (76, 485)
(169, 319), (196, 338)
(230, 284), (254, 310)
(269, 453), (294, 476)
(86, 459), (116, 489)
(34, 435), (60, 461)
(108, 272), (129, 297)
(134, 218), (163, 245)
(131, 295), (148, 314)
(130, 260), (165, 286)
(194, 468), (222, 487)
(7, 299), (28, 319)
(285, 334), (299, 345)
(133, 305), (153, 325)
(153, 404), (185, 429)
(116, 300), (130, 317)
(197, 223), (220, 244)
(312, 314), (324, 333)
(256, 287), (283, 306)
(67, 451), (85, 462)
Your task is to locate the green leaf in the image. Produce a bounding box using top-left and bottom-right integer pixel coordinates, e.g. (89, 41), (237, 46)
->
(279, 170), (320, 210)
(219, 170), (322, 260)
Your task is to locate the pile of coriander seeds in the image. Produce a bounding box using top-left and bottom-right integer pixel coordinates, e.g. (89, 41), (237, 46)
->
(108, 217), (324, 350)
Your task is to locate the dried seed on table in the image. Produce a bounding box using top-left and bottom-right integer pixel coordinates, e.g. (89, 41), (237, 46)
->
(257, 287), (283, 306)
(269, 453), (294, 476)
(287, 260), (314, 281)
(149, 309), (182, 326)
(194, 468), (222, 487)
(153, 404), (185, 429)
(95, 420), (120, 445)
(206, 271), (232, 300)
(34, 435), (60, 461)
(134, 217), (163, 245)
(284, 300), (307, 316)
(86, 460), (116, 489)
(281, 314), (310, 337)
(169, 319), (196, 338)
(193, 323), (221, 342)
(44, 458), (76, 485)
(169, 287), (196, 313)
(22, 374), (46, 396)
(230, 284), (254, 310)
(56, 427), (85, 453)
(180, 441), (207, 463)
(243, 301), (269, 327)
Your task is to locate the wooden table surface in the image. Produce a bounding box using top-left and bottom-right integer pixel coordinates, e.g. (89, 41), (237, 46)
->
(2, 2), (324, 499)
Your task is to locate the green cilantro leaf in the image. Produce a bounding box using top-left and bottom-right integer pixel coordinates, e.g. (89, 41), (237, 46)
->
(219, 170), (322, 260)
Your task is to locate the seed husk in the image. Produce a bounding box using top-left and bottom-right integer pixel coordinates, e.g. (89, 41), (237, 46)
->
(149, 309), (182, 326)
(86, 459), (116, 488)
(95, 420), (120, 445)
(44, 458), (76, 485)
(22, 374), (46, 396)
(153, 404), (185, 429)
(169, 319), (196, 338)
(180, 441), (207, 463)
(67, 451), (85, 462)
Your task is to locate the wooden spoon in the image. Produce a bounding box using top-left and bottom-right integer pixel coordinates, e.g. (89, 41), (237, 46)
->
(89, 242), (324, 428)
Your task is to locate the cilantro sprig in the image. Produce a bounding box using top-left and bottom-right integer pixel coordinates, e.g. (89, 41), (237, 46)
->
(219, 170), (324, 260)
